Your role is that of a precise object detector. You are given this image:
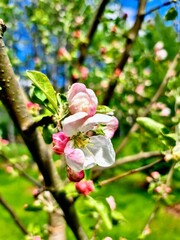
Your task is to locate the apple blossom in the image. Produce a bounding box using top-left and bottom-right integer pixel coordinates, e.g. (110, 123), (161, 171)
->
(67, 83), (98, 116)
(75, 180), (94, 195)
(66, 166), (85, 182)
(106, 195), (116, 210)
(52, 132), (70, 155)
(61, 112), (118, 172)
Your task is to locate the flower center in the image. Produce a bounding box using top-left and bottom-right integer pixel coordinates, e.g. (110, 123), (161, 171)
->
(72, 132), (90, 148)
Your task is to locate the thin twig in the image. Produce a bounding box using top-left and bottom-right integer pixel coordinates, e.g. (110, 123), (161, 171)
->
(77, 0), (110, 66)
(92, 151), (162, 179)
(99, 158), (163, 187)
(138, 161), (176, 238)
(102, 0), (147, 105)
(13, 163), (43, 188)
(0, 152), (42, 187)
(0, 195), (29, 235)
(115, 52), (180, 154)
(145, 0), (177, 16)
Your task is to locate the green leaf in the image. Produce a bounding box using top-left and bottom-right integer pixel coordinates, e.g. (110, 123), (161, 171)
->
(96, 105), (115, 115)
(29, 85), (55, 114)
(24, 203), (43, 212)
(165, 7), (178, 21)
(174, 161), (180, 171)
(111, 210), (126, 224)
(42, 126), (53, 144)
(85, 196), (112, 229)
(136, 117), (167, 137)
(160, 131), (176, 147)
(26, 70), (58, 112)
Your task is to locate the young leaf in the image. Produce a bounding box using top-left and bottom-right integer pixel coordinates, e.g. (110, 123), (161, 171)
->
(137, 117), (167, 137)
(26, 70), (58, 112)
(165, 7), (178, 21)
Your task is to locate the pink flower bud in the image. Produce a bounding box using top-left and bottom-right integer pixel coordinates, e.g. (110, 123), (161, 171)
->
(114, 68), (121, 77)
(75, 180), (94, 195)
(80, 66), (89, 80)
(73, 30), (81, 38)
(67, 166), (84, 182)
(52, 132), (70, 155)
(151, 171), (160, 180)
(26, 102), (40, 110)
(58, 47), (71, 61)
(106, 195), (116, 210)
(0, 138), (9, 145)
(67, 83), (98, 116)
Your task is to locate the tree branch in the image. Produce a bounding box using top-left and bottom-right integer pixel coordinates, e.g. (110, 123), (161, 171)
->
(115, 51), (180, 154)
(145, 0), (177, 16)
(92, 151), (162, 179)
(77, 0), (110, 67)
(0, 19), (87, 240)
(0, 195), (29, 235)
(138, 161), (176, 238)
(99, 158), (163, 187)
(102, 0), (147, 105)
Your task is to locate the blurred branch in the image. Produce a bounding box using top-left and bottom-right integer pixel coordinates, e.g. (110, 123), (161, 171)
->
(0, 152), (42, 187)
(77, 0), (110, 66)
(115, 51), (180, 154)
(0, 195), (29, 235)
(138, 161), (176, 239)
(99, 158), (163, 187)
(24, 116), (54, 134)
(102, 0), (147, 105)
(13, 163), (43, 188)
(92, 151), (162, 179)
(0, 19), (87, 240)
(145, 0), (178, 16)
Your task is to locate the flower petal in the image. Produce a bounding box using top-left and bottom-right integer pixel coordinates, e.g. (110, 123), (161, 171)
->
(64, 141), (85, 172)
(80, 114), (118, 137)
(62, 112), (88, 136)
(86, 135), (115, 167)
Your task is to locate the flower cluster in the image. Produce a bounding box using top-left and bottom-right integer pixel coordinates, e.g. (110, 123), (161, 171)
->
(52, 83), (118, 181)
(154, 41), (168, 61)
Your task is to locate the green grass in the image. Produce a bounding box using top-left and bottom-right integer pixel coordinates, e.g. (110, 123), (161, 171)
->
(0, 142), (180, 240)
(0, 169), (47, 239)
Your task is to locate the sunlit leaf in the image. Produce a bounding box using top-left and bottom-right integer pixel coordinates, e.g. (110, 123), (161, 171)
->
(165, 7), (178, 21)
(26, 70), (58, 112)
(136, 117), (167, 137)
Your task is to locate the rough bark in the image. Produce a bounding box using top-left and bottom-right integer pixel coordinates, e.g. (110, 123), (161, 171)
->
(0, 19), (87, 240)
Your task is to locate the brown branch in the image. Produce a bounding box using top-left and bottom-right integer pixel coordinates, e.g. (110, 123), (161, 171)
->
(77, 0), (110, 67)
(102, 0), (148, 105)
(99, 158), (163, 187)
(115, 51), (180, 154)
(0, 195), (29, 235)
(92, 151), (162, 179)
(145, 0), (177, 16)
(138, 161), (176, 238)
(0, 19), (87, 240)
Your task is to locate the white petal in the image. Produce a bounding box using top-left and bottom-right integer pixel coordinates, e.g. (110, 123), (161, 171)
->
(64, 141), (85, 172)
(81, 148), (96, 169)
(86, 135), (115, 167)
(80, 114), (115, 133)
(62, 112), (88, 136)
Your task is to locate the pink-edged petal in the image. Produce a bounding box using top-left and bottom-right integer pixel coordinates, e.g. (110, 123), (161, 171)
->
(67, 83), (87, 102)
(62, 112), (88, 136)
(80, 114), (118, 136)
(86, 136), (115, 167)
(67, 83), (98, 116)
(64, 141), (85, 172)
(103, 116), (119, 138)
(69, 92), (96, 116)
